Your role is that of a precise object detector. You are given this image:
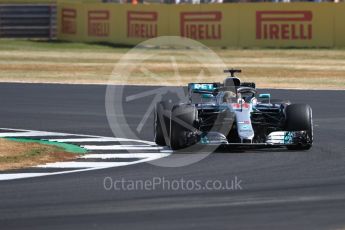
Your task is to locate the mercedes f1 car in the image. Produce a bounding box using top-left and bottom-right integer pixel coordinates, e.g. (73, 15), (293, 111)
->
(154, 69), (313, 151)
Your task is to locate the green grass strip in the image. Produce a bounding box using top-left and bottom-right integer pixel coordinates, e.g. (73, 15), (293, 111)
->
(0, 39), (132, 52)
(5, 138), (87, 154)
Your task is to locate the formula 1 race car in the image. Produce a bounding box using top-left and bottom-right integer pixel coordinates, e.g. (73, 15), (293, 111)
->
(154, 69), (313, 151)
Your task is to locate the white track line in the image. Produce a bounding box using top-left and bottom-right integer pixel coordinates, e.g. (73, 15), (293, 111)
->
(0, 128), (171, 180)
(81, 153), (170, 159)
(36, 162), (132, 168)
(46, 137), (152, 143)
(82, 145), (164, 151)
(36, 155), (167, 168)
(47, 137), (118, 142)
(0, 127), (157, 145)
(0, 131), (71, 137)
(0, 155), (167, 181)
(0, 173), (49, 180)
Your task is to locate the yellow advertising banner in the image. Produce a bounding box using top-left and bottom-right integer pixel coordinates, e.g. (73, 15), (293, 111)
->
(115, 4), (170, 45)
(239, 3), (334, 47)
(83, 4), (115, 43)
(335, 3), (345, 47)
(0, 0), (55, 3)
(57, 2), (343, 48)
(168, 4), (239, 47)
(58, 2), (85, 42)
(59, 3), (170, 45)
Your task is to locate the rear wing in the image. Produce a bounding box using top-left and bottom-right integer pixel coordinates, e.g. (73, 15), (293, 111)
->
(187, 83), (221, 103)
(187, 83), (221, 95)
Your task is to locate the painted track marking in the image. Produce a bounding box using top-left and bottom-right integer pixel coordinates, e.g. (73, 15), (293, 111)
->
(80, 153), (169, 159)
(0, 128), (170, 181)
(81, 145), (164, 151)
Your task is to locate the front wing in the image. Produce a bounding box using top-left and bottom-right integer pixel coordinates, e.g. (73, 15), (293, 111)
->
(200, 131), (310, 147)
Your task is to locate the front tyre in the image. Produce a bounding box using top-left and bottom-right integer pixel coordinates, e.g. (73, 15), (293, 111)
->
(285, 104), (313, 150)
(170, 104), (198, 150)
(154, 101), (173, 146)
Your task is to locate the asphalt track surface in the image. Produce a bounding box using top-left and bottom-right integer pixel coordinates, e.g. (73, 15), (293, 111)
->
(0, 83), (345, 230)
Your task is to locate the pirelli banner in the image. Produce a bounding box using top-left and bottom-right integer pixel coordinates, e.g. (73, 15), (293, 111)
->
(57, 2), (345, 47)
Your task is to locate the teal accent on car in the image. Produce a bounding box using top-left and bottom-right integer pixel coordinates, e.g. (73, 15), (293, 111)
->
(259, 93), (271, 99)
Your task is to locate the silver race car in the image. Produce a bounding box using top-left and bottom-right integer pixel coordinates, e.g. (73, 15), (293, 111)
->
(154, 69), (313, 151)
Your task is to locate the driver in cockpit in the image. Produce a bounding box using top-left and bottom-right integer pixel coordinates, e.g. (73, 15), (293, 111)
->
(222, 91), (237, 103)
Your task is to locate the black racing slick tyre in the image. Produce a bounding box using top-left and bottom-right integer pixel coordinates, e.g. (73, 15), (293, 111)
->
(170, 104), (198, 150)
(285, 104), (313, 150)
(154, 101), (173, 146)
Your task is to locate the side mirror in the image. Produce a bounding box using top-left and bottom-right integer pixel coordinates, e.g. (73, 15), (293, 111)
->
(259, 93), (271, 99)
(259, 93), (271, 103)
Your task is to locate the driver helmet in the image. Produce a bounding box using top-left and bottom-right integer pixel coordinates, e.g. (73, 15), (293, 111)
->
(222, 91), (236, 103)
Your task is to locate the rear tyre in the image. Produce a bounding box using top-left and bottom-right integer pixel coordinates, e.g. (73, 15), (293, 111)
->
(154, 101), (173, 146)
(170, 104), (197, 150)
(285, 104), (313, 150)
